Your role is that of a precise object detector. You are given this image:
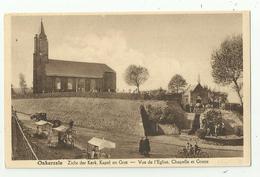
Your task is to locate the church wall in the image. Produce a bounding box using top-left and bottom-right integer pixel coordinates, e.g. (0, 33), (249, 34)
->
(103, 72), (116, 92)
(45, 77), (53, 93)
(191, 89), (208, 105)
(36, 65), (115, 94)
(85, 78), (90, 91)
(43, 76), (113, 93)
(89, 78), (103, 92)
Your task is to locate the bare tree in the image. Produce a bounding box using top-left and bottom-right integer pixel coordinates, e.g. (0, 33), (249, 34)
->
(124, 65), (149, 94)
(19, 73), (27, 95)
(168, 74), (187, 93)
(211, 35), (243, 105)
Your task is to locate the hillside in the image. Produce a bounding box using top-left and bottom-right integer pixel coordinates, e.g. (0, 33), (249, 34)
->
(12, 97), (169, 136)
(185, 110), (243, 138)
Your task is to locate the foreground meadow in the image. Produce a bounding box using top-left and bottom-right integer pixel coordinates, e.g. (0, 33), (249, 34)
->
(12, 97), (167, 136)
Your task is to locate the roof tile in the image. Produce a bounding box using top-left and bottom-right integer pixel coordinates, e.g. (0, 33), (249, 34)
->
(45, 59), (115, 78)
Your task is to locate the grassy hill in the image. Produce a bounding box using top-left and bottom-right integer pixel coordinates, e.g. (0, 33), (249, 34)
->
(12, 97), (169, 136)
(221, 110), (243, 135)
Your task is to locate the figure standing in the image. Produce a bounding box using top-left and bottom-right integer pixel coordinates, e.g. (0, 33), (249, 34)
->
(139, 137), (145, 155)
(189, 96), (204, 134)
(143, 136), (151, 157)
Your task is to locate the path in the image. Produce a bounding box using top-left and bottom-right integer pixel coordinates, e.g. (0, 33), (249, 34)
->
(17, 113), (243, 159)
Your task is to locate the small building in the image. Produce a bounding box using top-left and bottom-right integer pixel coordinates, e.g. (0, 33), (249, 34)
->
(181, 82), (209, 111)
(33, 20), (116, 94)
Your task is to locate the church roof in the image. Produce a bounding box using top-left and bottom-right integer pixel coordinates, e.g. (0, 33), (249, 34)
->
(183, 83), (204, 95)
(45, 59), (115, 78)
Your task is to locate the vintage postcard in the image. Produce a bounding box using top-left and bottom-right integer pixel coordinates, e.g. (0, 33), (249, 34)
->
(4, 12), (250, 168)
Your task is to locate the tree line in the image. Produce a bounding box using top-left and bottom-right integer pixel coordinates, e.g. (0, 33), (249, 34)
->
(124, 34), (243, 105)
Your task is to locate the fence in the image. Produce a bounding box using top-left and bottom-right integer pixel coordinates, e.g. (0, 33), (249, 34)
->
(224, 103), (243, 115)
(11, 111), (38, 160)
(12, 91), (182, 102)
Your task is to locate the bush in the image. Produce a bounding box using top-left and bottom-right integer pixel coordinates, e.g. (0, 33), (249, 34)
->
(146, 103), (188, 129)
(204, 109), (222, 124)
(196, 129), (207, 139)
(147, 105), (163, 122)
(234, 126), (243, 136)
(201, 109), (224, 136)
(202, 109), (222, 129)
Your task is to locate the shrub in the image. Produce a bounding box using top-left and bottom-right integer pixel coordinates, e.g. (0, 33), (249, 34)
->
(204, 109), (222, 124)
(202, 109), (222, 129)
(160, 107), (176, 124)
(196, 129), (207, 139)
(146, 103), (188, 129)
(234, 126), (243, 136)
(146, 104), (162, 122)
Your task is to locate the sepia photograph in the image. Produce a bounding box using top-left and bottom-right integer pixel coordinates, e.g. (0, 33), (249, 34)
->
(4, 12), (250, 168)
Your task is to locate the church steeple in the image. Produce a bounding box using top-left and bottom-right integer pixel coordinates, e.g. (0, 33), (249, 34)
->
(39, 19), (46, 39)
(33, 19), (49, 94)
(34, 19), (49, 60)
(197, 74), (201, 84)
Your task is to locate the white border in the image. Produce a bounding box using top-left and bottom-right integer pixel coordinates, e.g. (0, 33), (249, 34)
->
(4, 11), (251, 169)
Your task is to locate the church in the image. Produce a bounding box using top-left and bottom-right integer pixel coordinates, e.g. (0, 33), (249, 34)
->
(181, 75), (209, 111)
(33, 21), (116, 94)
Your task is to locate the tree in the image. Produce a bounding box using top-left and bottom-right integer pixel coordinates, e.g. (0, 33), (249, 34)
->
(11, 84), (16, 96)
(19, 73), (27, 95)
(168, 74), (187, 93)
(211, 35), (243, 105)
(124, 65), (149, 94)
(203, 85), (228, 104)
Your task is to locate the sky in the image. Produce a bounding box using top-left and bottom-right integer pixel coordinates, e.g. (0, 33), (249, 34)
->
(10, 13), (242, 102)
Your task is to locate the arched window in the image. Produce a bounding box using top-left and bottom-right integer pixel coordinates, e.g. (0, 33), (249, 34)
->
(55, 78), (61, 90)
(90, 79), (96, 91)
(67, 78), (73, 90)
(78, 79), (85, 92)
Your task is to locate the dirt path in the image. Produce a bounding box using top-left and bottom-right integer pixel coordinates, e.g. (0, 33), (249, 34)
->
(17, 113), (243, 159)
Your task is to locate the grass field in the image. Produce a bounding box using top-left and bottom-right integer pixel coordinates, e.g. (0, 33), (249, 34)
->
(12, 97), (243, 159)
(12, 97), (169, 136)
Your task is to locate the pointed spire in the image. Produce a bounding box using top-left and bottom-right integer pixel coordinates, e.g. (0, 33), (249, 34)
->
(197, 73), (201, 84)
(39, 18), (46, 38)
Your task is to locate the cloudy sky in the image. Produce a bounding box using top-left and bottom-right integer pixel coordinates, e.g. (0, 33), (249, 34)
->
(11, 13), (242, 102)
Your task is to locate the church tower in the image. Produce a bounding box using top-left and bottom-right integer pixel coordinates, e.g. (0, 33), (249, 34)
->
(33, 20), (49, 93)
